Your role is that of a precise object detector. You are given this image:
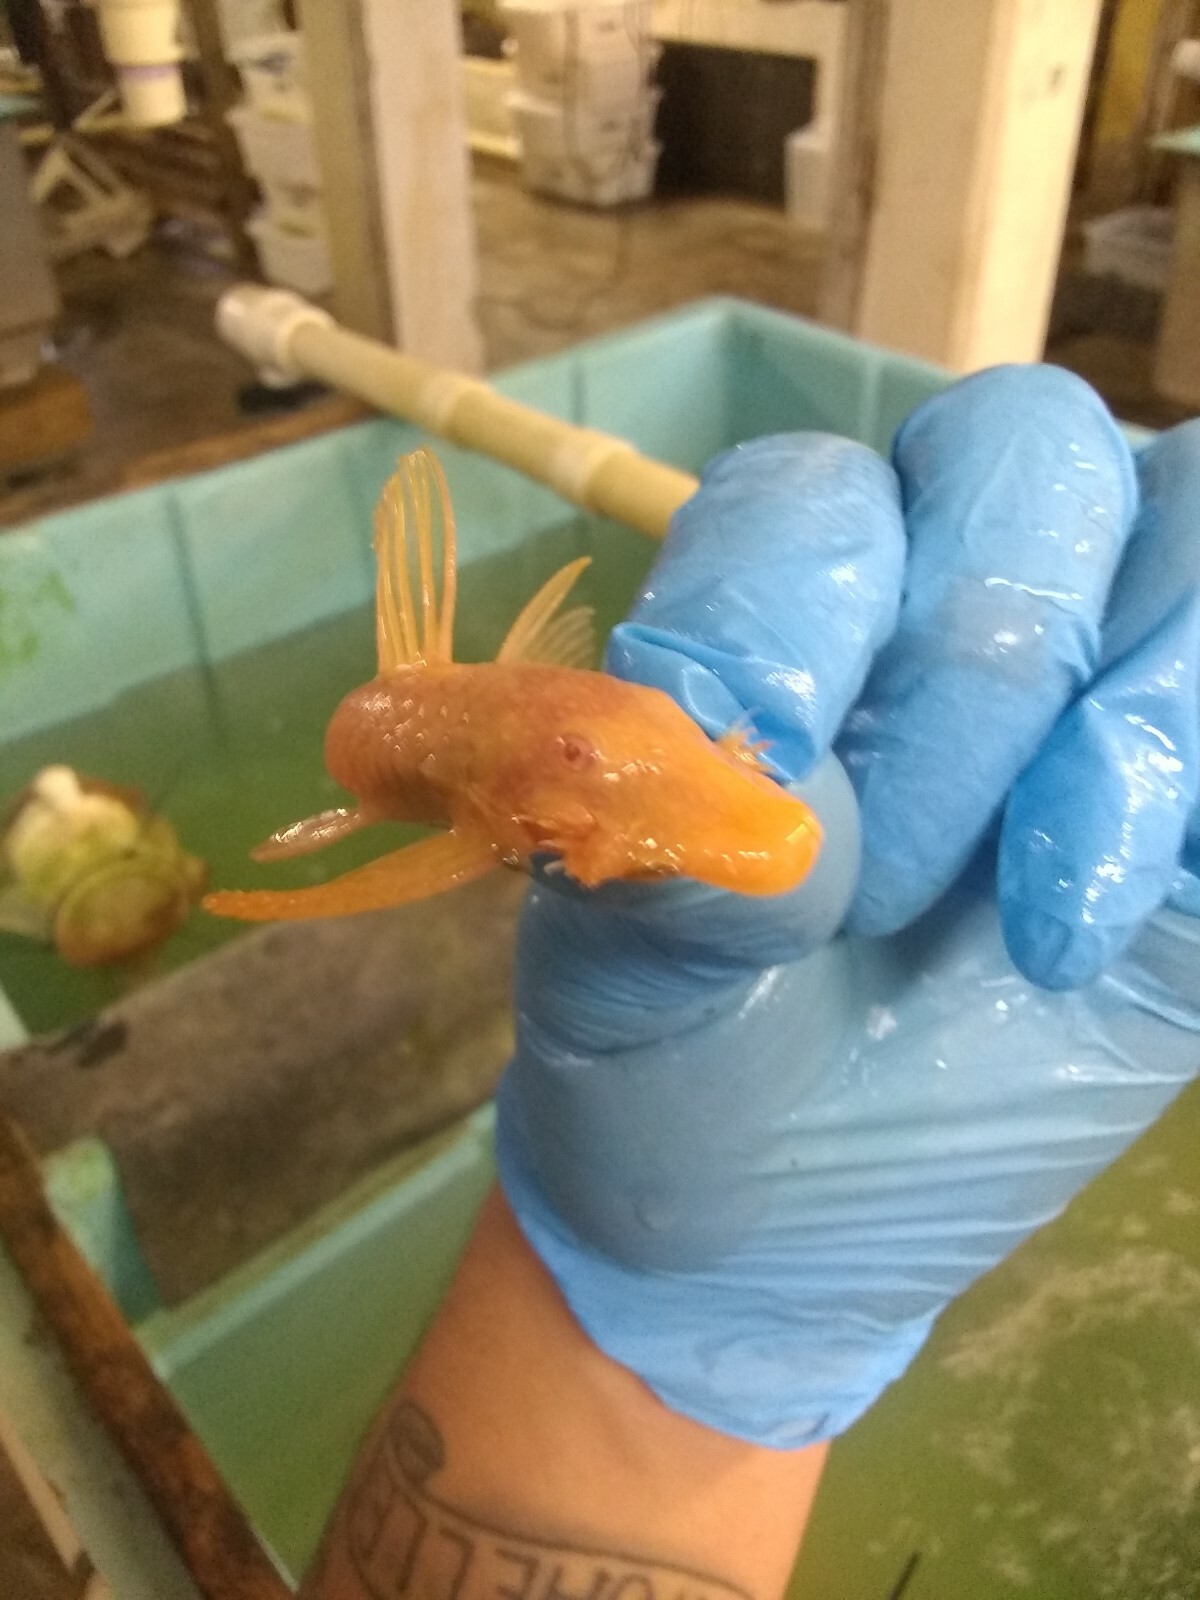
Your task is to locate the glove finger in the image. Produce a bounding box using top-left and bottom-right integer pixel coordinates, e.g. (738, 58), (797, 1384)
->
(999, 594), (1200, 989)
(1000, 418), (1200, 987)
(1102, 420), (1200, 912)
(838, 364), (1139, 937)
(606, 433), (907, 783)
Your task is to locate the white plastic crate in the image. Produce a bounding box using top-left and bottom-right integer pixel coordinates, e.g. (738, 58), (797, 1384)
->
(229, 29), (308, 119)
(247, 212), (332, 296)
(508, 84), (659, 162)
(519, 138), (659, 207)
(1081, 206), (1174, 294)
(227, 103), (321, 191)
(501, 0), (657, 104)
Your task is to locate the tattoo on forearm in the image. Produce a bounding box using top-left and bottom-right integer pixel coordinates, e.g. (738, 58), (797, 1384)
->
(344, 1400), (754, 1600)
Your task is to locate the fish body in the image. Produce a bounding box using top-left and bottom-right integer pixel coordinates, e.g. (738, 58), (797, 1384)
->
(205, 449), (821, 925)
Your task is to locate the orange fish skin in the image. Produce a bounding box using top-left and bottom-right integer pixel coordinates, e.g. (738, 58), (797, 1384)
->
(324, 662), (822, 897)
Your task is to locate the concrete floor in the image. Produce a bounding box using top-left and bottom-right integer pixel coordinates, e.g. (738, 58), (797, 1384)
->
(4, 160), (1185, 531)
(0, 166), (1193, 1600)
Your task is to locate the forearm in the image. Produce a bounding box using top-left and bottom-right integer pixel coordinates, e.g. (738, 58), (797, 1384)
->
(300, 1187), (826, 1600)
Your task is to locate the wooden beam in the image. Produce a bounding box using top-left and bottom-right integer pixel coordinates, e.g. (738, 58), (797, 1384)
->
(821, 0), (1104, 373)
(817, 0), (890, 332)
(299, 0), (484, 372)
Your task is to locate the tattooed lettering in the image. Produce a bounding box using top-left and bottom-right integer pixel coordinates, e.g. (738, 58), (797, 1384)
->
(346, 1401), (753, 1600)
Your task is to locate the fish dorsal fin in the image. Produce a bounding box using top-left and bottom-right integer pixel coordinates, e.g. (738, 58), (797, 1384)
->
(497, 556), (595, 668)
(374, 447), (458, 672)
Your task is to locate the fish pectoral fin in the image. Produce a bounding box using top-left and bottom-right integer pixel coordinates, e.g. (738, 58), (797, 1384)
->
(249, 806), (376, 862)
(203, 828), (497, 924)
(716, 717), (773, 774)
(374, 447), (458, 672)
(497, 557), (595, 668)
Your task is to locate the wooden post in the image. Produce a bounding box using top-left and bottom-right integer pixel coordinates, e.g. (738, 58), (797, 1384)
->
(821, 0), (1105, 373)
(299, 0), (484, 372)
(1154, 148), (1200, 407)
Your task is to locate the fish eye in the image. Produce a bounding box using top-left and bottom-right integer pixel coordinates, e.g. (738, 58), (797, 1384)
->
(557, 734), (597, 770)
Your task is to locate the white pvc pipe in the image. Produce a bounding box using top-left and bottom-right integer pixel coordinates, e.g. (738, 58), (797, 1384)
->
(217, 285), (700, 540)
(88, 0), (186, 127)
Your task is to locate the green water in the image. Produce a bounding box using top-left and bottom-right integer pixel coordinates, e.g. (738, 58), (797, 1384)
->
(0, 518), (653, 1035)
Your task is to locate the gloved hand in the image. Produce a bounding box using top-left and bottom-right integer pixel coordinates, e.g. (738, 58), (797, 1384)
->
(495, 366), (1200, 1449)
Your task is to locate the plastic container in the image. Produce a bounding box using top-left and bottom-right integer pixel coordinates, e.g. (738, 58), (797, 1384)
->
(227, 101), (321, 190)
(519, 137), (659, 205)
(507, 83), (660, 162)
(247, 210), (332, 296)
(229, 28), (308, 120)
(1080, 205), (1174, 293)
(87, 0), (182, 65)
(501, 0), (658, 104)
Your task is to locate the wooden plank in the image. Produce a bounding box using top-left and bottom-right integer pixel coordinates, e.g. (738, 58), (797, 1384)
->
(0, 1411), (115, 1598)
(817, 0), (890, 332)
(362, 0), (484, 371)
(119, 394), (371, 489)
(0, 365), (92, 476)
(0, 1109), (290, 1600)
(822, 0), (1104, 372)
(297, 0), (392, 338)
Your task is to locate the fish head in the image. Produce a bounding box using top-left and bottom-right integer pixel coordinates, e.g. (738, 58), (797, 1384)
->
(516, 681), (823, 897)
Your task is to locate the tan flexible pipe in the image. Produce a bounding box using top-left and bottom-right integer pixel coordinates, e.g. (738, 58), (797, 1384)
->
(217, 286), (700, 539)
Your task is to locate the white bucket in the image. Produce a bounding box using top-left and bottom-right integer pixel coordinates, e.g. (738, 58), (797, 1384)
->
(89, 0), (182, 65)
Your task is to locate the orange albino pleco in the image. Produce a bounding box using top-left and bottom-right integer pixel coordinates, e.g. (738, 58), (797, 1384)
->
(203, 449), (821, 924)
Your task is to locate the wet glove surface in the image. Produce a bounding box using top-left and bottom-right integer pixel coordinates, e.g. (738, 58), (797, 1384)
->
(496, 368), (1200, 1448)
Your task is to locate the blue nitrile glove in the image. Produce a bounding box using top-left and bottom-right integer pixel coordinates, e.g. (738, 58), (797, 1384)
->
(495, 367), (1200, 1449)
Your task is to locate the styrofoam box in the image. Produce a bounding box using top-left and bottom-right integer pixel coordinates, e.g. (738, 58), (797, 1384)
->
(463, 55), (519, 158)
(501, 0), (658, 103)
(257, 177), (324, 234)
(229, 28), (308, 120)
(227, 102), (321, 190)
(247, 211), (332, 296)
(508, 84), (660, 161)
(1080, 205), (1174, 294)
(519, 138), (659, 206)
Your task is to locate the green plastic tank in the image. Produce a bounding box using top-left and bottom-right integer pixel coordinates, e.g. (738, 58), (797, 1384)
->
(3, 300), (1195, 1598)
